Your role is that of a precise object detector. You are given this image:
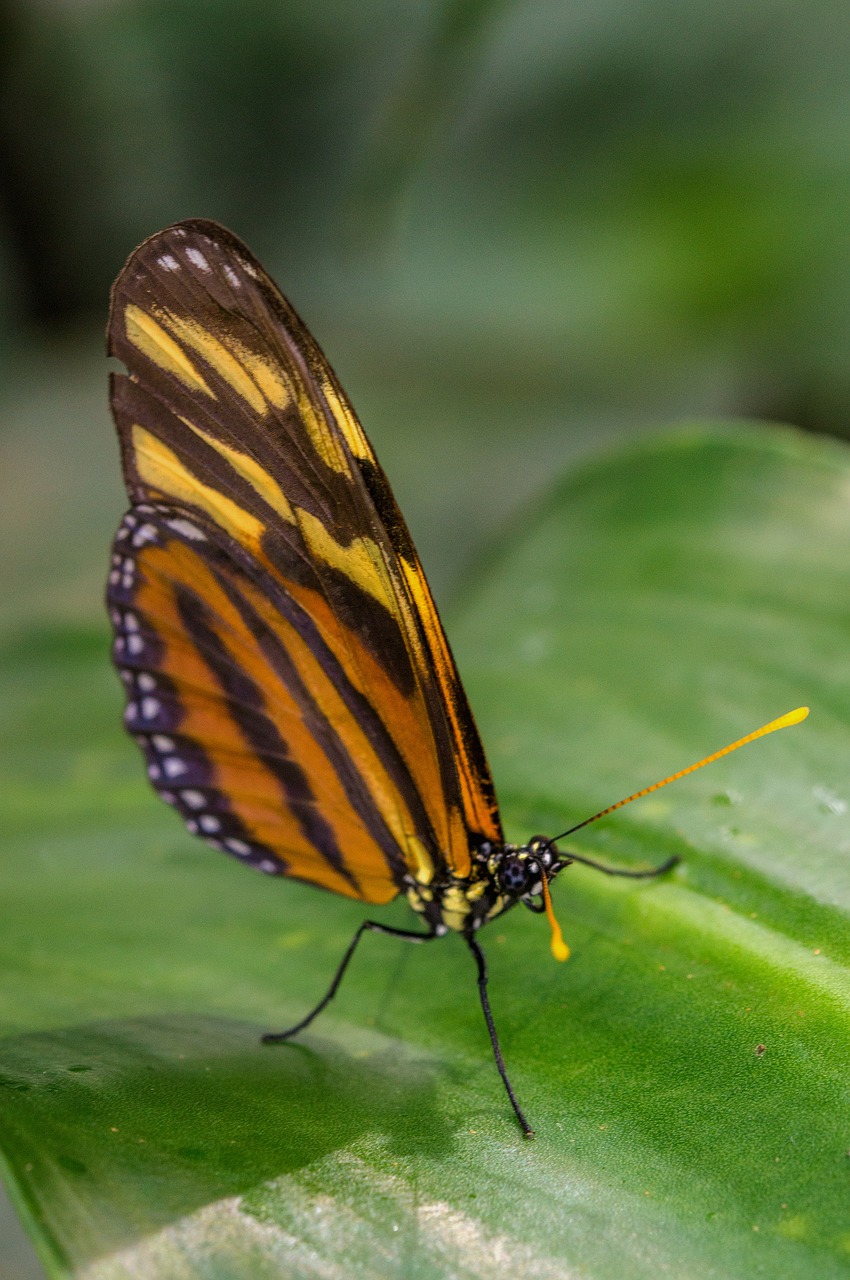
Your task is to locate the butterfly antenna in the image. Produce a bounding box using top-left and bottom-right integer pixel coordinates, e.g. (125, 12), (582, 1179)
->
(539, 707), (808, 963)
(551, 706), (809, 847)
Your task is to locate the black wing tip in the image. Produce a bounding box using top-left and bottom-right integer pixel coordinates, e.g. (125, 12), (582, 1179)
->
(107, 218), (266, 351)
(118, 217), (248, 269)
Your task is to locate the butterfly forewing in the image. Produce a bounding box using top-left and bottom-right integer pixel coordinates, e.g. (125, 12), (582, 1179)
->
(107, 220), (502, 898)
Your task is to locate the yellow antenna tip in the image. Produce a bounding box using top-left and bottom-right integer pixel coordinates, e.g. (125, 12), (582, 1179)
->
(779, 706), (809, 728)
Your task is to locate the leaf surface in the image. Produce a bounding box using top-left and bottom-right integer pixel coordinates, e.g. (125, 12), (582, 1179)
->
(1, 425), (849, 1278)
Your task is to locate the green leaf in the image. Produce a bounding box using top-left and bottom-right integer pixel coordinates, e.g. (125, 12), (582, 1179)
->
(2, 424), (850, 1278)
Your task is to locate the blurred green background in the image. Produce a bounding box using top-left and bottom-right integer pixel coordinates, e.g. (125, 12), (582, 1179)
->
(5, 0), (850, 635)
(2, 0), (850, 1273)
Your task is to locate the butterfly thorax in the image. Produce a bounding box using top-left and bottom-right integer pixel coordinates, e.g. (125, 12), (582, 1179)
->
(404, 836), (565, 937)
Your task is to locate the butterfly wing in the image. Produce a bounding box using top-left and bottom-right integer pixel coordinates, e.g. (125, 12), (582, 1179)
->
(106, 219), (502, 902)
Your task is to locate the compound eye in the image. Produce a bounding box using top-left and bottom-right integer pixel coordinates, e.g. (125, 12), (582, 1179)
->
(527, 835), (553, 865)
(500, 856), (529, 895)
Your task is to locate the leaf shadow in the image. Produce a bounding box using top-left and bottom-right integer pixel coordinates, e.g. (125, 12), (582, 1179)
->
(0, 1012), (451, 1270)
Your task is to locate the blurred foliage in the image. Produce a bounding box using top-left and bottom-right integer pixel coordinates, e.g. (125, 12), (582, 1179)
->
(1, 0), (850, 630)
(2, 0), (850, 431)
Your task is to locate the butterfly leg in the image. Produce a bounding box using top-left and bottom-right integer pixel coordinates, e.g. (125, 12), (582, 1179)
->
(262, 920), (437, 1044)
(466, 935), (534, 1139)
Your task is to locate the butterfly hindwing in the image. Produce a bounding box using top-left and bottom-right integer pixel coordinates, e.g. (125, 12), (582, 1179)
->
(107, 220), (502, 898)
(108, 504), (422, 900)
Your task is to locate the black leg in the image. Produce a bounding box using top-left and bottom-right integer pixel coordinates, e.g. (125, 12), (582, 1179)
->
(262, 919), (436, 1044)
(466, 935), (534, 1139)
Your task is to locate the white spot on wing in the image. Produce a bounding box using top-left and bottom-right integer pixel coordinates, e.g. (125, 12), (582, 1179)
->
(225, 838), (250, 855)
(133, 523), (158, 548)
(127, 635), (144, 656)
(163, 757), (187, 778)
(137, 673), (156, 692)
(223, 264), (241, 288)
(152, 735), (174, 752)
(167, 518), (206, 541)
(181, 790), (205, 809)
(157, 254), (179, 271)
(186, 247), (210, 271)
(199, 815), (220, 833)
(140, 697), (161, 720)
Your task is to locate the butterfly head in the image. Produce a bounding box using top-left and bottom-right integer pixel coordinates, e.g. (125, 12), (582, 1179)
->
(481, 836), (572, 962)
(491, 837), (556, 897)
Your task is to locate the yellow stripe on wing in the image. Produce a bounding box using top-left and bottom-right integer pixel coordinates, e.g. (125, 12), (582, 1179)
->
(131, 424), (266, 549)
(179, 417), (296, 526)
(298, 509), (399, 615)
(294, 387), (352, 477)
(400, 551), (498, 865)
(320, 377), (376, 464)
(128, 301), (353, 481)
(228, 337), (292, 410)
(161, 312), (272, 415)
(125, 306), (214, 397)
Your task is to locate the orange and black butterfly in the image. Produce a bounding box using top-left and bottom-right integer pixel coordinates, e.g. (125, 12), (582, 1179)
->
(106, 221), (807, 1136)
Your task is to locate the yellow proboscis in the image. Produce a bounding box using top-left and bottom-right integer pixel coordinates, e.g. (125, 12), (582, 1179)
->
(541, 873), (570, 962)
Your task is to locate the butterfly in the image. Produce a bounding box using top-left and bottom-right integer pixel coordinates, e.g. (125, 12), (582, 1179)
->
(106, 220), (808, 1136)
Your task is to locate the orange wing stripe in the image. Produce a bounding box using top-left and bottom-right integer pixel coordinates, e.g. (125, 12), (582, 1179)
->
(123, 531), (413, 901)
